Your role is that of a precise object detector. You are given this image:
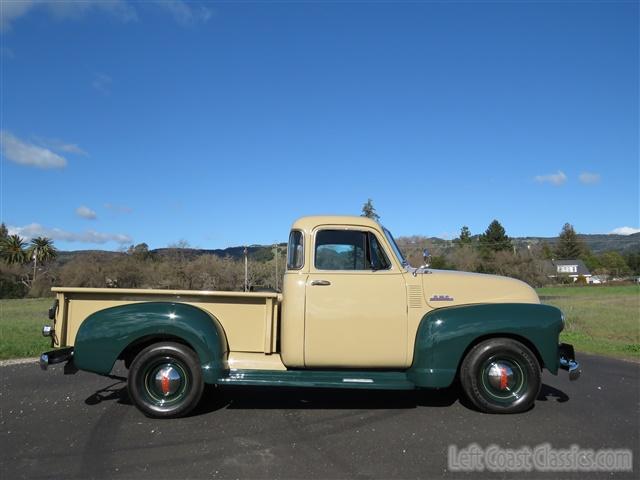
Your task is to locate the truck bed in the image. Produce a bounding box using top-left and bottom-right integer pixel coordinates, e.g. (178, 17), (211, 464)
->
(51, 287), (282, 358)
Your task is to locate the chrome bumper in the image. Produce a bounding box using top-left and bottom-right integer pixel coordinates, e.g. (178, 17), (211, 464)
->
(39, 347), (74, 371)
(558, 343), (581, 381)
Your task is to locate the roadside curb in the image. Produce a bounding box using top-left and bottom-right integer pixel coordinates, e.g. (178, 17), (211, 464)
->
(0, 357), (38, 367)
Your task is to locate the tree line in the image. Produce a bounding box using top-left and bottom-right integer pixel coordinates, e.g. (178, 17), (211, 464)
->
(360, 199), (639, 286)
(1, 202), (638, 299)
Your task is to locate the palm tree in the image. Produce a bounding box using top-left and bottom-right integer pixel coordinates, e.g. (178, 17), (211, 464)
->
(27, 236), (58, 280)
(0, 235), (28, 265)
(28, 237), (58, 264)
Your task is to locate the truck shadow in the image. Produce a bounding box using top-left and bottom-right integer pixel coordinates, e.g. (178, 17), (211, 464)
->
(537, 383), (570, 403)
(202, 385), (462, 412)
(84, 381), (569, 415)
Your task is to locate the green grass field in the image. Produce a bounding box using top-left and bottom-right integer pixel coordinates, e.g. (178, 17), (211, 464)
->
(0, 298), (53, 360)
(0, 285), (638, 360)
(538, 284), (639, 360)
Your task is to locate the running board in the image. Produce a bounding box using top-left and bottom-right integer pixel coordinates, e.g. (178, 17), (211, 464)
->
(217, 369), (415, 390)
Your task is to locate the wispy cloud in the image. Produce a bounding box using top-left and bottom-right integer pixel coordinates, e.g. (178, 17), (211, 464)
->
(76, 206), (97, 220)
(8, 223), (132, 245)
(579, 172), (601, 185)
(92, 73), (112, 94)
(534, 170), (567, 186)
(155, 0), (212, 26)
(609, 227), (640, 236)
(1, 0), (138, 32)
(1, 1), (211, 32)
(0, 0), (34, 32)
(104, 203), (133, 214)
(1, 130), (67, 169)
(35, 137), (88, 156)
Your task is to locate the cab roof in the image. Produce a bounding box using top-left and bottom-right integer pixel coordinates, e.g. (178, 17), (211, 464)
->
(291, 215), (383, 233)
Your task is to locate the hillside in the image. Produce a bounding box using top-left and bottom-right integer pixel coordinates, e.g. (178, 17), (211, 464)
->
(54, 233), (638, 264)
(515, 233), (640, 254)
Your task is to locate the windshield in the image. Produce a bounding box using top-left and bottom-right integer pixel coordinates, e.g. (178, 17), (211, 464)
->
(383, 227), (409, 268)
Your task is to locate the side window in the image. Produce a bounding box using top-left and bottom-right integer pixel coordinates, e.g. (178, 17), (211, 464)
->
(315, 230), (367, 270)
(287, 230), (304, 270)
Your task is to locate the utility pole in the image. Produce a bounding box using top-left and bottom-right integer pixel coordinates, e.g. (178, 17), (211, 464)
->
(32, 247), (38, 282)
(244, 246), (248, 292)
(274, 243), (279, 292)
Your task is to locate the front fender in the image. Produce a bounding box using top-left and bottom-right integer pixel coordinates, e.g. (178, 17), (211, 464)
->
(74, 302), (228, 383)
(407, 303), (563, 388)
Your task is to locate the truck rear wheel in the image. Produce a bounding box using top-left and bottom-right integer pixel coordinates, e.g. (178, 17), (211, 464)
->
(460, 338), (541, 414)
(128, 342), (204, 418)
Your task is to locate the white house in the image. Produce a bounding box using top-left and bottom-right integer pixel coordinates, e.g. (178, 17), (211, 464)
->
(544, 259), (592, 282)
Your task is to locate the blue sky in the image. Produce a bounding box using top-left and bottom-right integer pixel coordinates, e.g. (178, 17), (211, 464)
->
(1, 0), (638, 251)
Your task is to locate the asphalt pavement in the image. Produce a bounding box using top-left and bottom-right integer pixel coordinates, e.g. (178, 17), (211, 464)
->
(1, 353), (638, 479)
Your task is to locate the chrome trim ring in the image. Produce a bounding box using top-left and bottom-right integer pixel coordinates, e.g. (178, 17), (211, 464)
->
(479, 356), (527, 404)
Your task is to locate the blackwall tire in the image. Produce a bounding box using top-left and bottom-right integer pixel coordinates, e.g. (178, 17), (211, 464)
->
(127, 342), (204, 418)
(460, 338), (541, 414)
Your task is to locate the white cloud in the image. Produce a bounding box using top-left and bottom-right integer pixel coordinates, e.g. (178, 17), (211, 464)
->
(8, 223), (132, 245)
(76, 206), (97, 220)
(1, 130), (67, 169)
(1, 1), (211, 32)
(104, 203), (133, 214)
(1, 0), (137, 32)
(534, 170), (567, 186)
(579, 172), (601, 185)
(609, 227), (640, 236)
(92, 73), (112, 94)
(0, 0), (35, 32)
(154, 0), (212, 26)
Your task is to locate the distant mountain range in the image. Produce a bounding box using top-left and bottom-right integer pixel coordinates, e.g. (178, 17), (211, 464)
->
(514, 233), (640, 254)
(412, 233), (640, 254)
(55, 233), (639, 264)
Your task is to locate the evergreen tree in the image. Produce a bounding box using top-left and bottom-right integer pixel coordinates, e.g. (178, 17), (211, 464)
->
(554, 223), (585, 259)
(541, 242), (554, 260)
(361, 199), (380, 221)
(0, 223), (8, 240)
(479, 220), (512, 252)
(457, 226), (472, 246)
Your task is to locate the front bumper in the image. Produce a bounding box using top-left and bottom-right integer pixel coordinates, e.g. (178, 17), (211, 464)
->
(40, 347), (75, 373)
(558, 343), (581, 381)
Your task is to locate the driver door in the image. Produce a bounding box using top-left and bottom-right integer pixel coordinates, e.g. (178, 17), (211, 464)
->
(304, 227), (407, 368)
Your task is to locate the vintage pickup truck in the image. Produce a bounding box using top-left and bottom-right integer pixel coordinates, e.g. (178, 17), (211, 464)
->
(40, 215), (580, 417)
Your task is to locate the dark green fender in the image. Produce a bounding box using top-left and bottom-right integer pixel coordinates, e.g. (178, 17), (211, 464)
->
(407, 303), (563, 388)
(74, 302), (228, 383)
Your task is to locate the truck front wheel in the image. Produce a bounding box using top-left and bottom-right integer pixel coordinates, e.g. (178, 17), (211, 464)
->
(460, 338), (541, 414)
(128, 342), (204, 418)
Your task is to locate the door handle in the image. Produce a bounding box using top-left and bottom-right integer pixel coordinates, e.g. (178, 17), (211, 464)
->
(311, 280), (331, 286)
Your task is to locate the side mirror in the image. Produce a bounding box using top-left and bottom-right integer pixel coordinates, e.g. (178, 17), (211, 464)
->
(422, 248), (432, 268)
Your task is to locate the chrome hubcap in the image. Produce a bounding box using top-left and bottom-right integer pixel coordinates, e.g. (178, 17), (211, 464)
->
(153, 365), (182, 397)
(486, 362), (515, 391)
(480, 356), (527, 404)
(142, 359), (190, 406)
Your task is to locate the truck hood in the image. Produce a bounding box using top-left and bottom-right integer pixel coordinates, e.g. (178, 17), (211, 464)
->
(420, 269), (540, 308)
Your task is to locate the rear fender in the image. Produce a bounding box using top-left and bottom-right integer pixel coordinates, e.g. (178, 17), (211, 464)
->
(74, 302), (228, 383)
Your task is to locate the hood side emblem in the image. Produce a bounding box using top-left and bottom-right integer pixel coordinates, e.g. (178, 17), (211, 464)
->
(429, 294), (454, 302)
